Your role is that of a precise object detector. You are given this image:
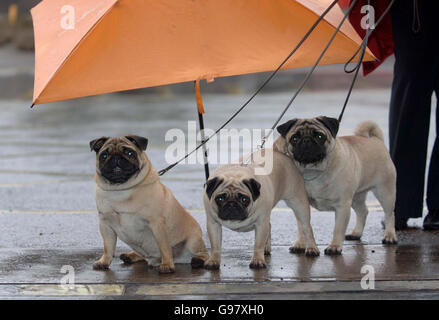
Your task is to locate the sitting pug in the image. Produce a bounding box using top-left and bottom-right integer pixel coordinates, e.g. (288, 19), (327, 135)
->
(203, 148), (318, 270)
(90, 135), (209, 273)
(275, 117), (398, 255)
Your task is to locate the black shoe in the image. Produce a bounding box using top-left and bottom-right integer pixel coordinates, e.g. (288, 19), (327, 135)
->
(395, 217), (408, 231)
(423, 210), (439, 230)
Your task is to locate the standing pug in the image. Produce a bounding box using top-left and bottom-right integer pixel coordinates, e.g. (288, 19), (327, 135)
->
(90, 135), (209, 273)
(275, 117), (398, 255)
(203, 149), (319, 270)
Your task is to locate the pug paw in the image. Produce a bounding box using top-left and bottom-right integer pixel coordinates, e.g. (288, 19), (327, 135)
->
(204, 258), (220, 270)
(119, 252), (145, 265)
(190, 257), (206, 269)
(345, 234), (361, 241)
(289, 244), (306, 254)
(382, 234), (398, 245)
(158, 263), (175, 274)
(92, 260), (110, 270)
(324, 245), (343, 255)
(305, 247), (320, 257)
(249, 258), (267, 269)
(119, 253), (134, 264)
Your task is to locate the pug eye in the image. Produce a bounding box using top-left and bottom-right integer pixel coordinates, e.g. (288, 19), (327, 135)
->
(100, 152), (108, 161)
(215, 194), (227, 204)
(314, 132), (325, 141)
(124, 149), (135, 157)
(291, 133), (301, 142)
(240, 195), (250, 205)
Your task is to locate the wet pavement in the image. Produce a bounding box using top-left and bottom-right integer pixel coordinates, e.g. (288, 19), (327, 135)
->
(0, 86), (438, 299)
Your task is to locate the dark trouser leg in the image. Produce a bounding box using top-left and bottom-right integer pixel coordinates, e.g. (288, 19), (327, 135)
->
(423, 79), (439, 229)
(389, 0), (437, 221)
(426, 81), (439, 211)
(389, 67), (433, 220)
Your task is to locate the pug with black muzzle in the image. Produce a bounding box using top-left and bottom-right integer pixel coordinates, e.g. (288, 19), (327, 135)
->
(203, 149), (318, 270)
(275, 117), (398, 255)
(90, 135), (209, 273)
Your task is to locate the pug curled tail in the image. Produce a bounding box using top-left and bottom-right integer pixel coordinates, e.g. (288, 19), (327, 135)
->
(354, 121), (384, 142)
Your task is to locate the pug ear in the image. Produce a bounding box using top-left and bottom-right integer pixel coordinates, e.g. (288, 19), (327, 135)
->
(276, 119), (298, 137)
(89, 137), (109, 153)
(243, 178), (261, 201)
(316, 116), (339, 138)
(205, 177), (224, 199)
(125, 135), (148, 150)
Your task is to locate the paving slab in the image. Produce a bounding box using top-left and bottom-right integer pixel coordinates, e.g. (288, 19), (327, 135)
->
(0, 239), (439, 299)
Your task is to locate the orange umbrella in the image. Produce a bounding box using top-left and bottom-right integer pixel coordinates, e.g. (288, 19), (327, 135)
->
(31, 0), (374, 105)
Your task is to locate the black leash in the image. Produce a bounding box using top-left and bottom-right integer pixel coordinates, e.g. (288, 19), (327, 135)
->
(261, 0), (394, 145)
(157, 0), (340, 176)
(338, 0), (395, 123)
(257, 0), (360, 150)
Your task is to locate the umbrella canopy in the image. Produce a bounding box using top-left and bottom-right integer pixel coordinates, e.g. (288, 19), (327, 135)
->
(31, 0), (374, 105)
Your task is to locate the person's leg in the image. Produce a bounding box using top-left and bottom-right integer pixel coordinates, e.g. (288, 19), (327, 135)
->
(389, 0), (436, 228)
(424, 76), (439, 230)
(389, 74), (432, 227)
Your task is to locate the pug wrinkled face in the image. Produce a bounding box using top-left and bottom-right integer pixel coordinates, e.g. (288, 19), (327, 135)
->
(205, 177), (261, 221)
(89, 135), (148, 185)
(277, 116), (339, 165)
